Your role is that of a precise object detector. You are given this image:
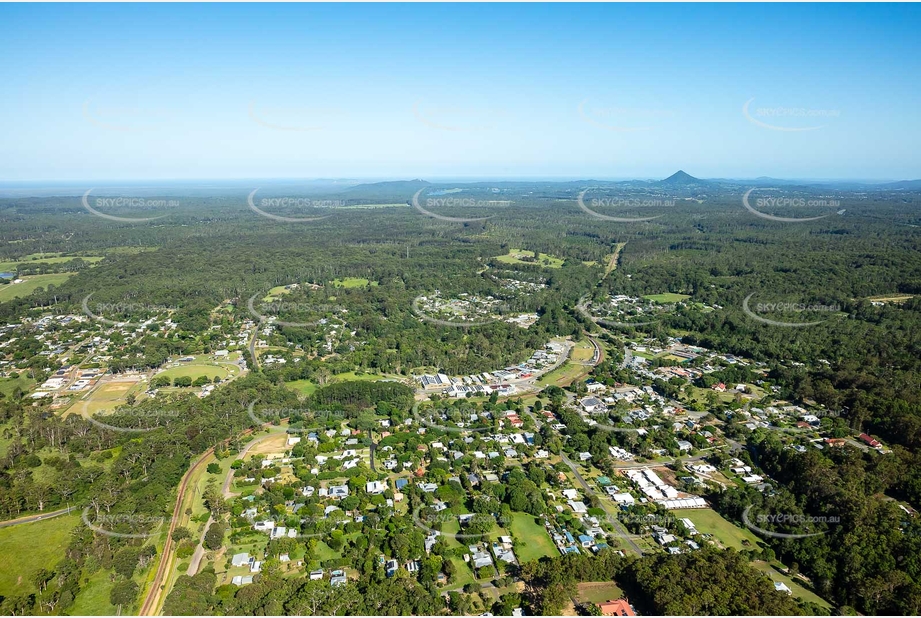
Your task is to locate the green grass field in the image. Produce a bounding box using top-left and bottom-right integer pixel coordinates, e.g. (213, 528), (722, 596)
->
(643, 292), (691, 303)
(495, 249), (564, 269)
(155, 363), (236, 383)
(285, 378), (318, 397)
(263, 285), (293, 301)
(751, 561), (831, 608)
(329, 371), (399, 384)
(0, 374), (35, 398)
(331, 277), (377, 288)
(68, 567), (118, 615)
(446, 557), (475, 589)
(73, 380), (143, 416)
(0, 273), (76, 302)
(576, 581), (625, 605)
(507, 513), (556, 563)
(537, 360), (589, 387)
(0, 255), (103, 271)
(0, 514), (80, 598)
(681, 508), (762, 551)
(570, 340), (596, 362)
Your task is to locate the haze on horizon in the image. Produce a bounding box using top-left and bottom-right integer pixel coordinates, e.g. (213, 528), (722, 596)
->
(1, 3), (920, 182)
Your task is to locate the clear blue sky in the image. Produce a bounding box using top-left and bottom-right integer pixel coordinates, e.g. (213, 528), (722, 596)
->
(1, 3), (919, 181)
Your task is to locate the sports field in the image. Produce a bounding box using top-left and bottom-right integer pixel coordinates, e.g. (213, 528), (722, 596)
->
(155, 362), (236, 383)
(78, 378), (145, 415)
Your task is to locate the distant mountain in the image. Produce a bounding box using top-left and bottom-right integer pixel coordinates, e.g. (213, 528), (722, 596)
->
(343, 179), (431, 193)
(881, 179), (921, 190)
(656, 170), (707, 186)
(340, 179), (432, 199)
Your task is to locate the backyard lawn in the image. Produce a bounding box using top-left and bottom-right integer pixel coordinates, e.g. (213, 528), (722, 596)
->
(507, 513), (556, 563)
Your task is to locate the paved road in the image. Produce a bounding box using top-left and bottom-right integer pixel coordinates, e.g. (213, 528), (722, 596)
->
(139, 423), (267, 616)
(248, 327), (261, 371)
(188, 431), (284, 577)
(368, 428), (378, 472)
(185, 514), (213, 577)
(561, 453), (644, 556)
(0, 505), (76, 529)
(139, 445), (216, 616)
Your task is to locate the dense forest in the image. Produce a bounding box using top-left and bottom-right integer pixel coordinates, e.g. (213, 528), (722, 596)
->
(2, 181), (921, 615)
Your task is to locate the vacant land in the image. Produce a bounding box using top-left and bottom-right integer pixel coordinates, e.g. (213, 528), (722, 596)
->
(0, 514), (80, 598)
(0, 373), (35, 398)
(681, 508), (761, 551)
(576, 581), (625, 605)
(331, 277), (378, 288)
(570, 339), (596, 363)
(602, 242), (627, 278)
(0, 273), (76, 302)
(866, 295), (915, 304)
(751, 561), (831, 608)
(0, 255), (103, 271)
(68, 567), (118, 615)
(507, 513), (556, 563)
(495, 248), (564, 269)
(284, 378), (318, 397)
(643, 292), (691, 303)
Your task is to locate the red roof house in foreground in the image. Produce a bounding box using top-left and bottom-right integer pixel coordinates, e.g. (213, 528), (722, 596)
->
(598, 599), (636, 616)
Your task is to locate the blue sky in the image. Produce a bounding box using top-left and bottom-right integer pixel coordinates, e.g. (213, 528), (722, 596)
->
(1, 3), (919, 181)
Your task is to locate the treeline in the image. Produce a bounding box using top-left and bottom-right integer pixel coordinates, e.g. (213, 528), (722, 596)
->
(710, 430), (921, 615)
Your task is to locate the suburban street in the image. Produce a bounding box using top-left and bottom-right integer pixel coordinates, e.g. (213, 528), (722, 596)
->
(560, 453), (644, 556)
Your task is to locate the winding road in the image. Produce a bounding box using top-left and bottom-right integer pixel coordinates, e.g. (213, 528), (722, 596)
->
(0, 506), (75, 529)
